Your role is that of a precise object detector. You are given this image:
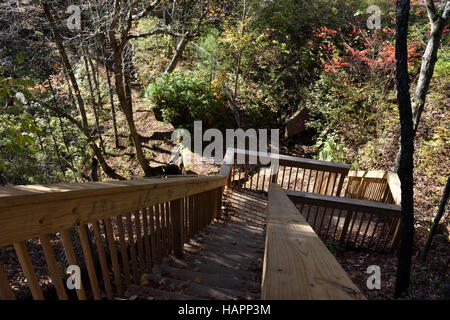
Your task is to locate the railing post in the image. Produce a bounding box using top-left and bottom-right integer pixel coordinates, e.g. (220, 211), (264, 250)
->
(270, 163), (279, 183)
(216, 186), (224, 219)
(171, 198), (184, 258)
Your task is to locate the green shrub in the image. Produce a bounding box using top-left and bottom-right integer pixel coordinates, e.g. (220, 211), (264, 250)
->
(145, 72), (233, 132)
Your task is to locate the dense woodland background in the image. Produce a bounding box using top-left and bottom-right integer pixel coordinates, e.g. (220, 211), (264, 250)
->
(0, 0), (448, 299)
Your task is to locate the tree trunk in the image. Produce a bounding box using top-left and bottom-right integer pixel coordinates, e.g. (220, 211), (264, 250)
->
(394, 0), (415, 300)
(420, 177), (450, 262)
(233, 0), (247, 100)
(42, 3), (88, 128)
(108, 33), (154, 176)
(393, 1), (449, 172)
(102, 48), (121, 149)
(82, 53), (105, 152)
(44, 104), (126, 181)
(165, 33), (189, 74)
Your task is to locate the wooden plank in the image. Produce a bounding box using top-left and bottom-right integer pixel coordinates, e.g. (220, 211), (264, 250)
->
(78, 225), (101, 300)
(0, 263), (15, 300)
(60, 229), (86, 300)
(261, 184), (364, 300)
(104, 218), (124, 297)
(14, 241), (44, 300)
(40, 234), (68, 300)
(171, 198), (184, 258)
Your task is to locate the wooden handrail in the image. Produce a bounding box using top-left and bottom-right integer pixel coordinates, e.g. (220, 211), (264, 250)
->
(232, 148), (350, 173)
(261, 184), (365, 300)
(0, 176), (226, 247)
(286, 190), (401, 217)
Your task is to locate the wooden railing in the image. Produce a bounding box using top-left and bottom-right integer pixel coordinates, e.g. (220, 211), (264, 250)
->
(0, 148), (402, 300)
(229, 148), (350, 196)
(227, 151), (402, 252)
(286, 189), (401, 252)
(261, 184), (365, 300)
(0, 161), (233, 300)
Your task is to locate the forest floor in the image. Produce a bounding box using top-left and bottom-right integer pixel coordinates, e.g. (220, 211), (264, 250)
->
(333, 78), (450, 300)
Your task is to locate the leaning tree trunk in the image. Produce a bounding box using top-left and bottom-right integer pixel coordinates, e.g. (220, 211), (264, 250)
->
(42, 3), (88, 128)
(420, 177), (450, 262)
(394, 1), (449, 172)
(394, 0), (415, 300)
(165, 32), (190, 74)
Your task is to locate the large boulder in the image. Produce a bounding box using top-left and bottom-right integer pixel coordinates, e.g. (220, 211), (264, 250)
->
(285, 107), (309, 138)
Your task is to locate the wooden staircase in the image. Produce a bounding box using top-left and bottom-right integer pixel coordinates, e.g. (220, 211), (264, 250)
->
(123, 189), (266, 300)
(0, 148), (401, 300)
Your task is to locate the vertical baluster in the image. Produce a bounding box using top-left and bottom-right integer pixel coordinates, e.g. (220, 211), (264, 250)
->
(312, 170), (322, 194)
(280, 166), (286, 188)
(306, 169), (313, 192)
(78, 225), (101, 300)
(339, 211), (354, 247)
(300, 168), (306, 192)
(287, 167), (293, 190)
(353, 212), (366, 247)
(92, 221), (113, 299)
(125, 213), (139, 283)
(104, 218), (124, 297)
(171, 198), (184, 258)
(0, 263), (15, 300)
(134, 210), (145, 272)
(317, 206), (328, 238)
(335, 173), (346, 197)
(381, 217), (397, 252)
(324, 207), (336, 242)
(332, 209), (343, 241)
(360, 213), (374, 248)
(147, 206), (157, 265)
(188, 196), (194, 239)
(345, 211), (359, 248)
(238, 164), (242, 189)
(14, 242), (44, 300)
(305, 204), (313, 224)
(40, 234), (68, 300)
(60, 229), (86, 300)
(261, 166), (267, 192)
(327, 173), (337, 196)
(256, 162), (261, 191)
(115, 215), (131, 287)
(142, 209), (152, 271)
(368, 215), (381, 247)
(293, 167), (299, 191)
(374, 217), (389, 250)
(165, 202), (172, 255)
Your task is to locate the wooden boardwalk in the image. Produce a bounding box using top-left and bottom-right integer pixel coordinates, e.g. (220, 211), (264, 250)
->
(123, 189), (267, 300)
